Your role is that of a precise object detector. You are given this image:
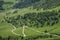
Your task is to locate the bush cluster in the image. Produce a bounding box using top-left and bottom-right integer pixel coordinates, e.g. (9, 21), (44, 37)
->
(4, 11), (60, 28)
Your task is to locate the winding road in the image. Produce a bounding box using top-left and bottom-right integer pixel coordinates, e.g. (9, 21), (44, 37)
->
(10, 24), (21, 36)
(10, 24), (60, 37)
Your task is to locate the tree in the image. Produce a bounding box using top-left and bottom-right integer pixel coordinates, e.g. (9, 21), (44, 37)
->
(0, 36), (2, 40)
(8, 36), (14, 40)
(0, 0), (4, 10)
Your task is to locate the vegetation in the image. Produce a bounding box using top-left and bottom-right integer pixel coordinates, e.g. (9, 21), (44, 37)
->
(0, 0), (60, 40)
(4, 11), (60, 28)
(0, 0), (60, 10)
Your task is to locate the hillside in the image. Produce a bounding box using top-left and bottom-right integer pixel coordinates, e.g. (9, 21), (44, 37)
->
(0, 0), (60, 40)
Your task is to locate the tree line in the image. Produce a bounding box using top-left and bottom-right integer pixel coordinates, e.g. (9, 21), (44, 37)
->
(0, 34), (55, 40)
(4, 11), (60, 28)
(13, 0), (40, 8)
